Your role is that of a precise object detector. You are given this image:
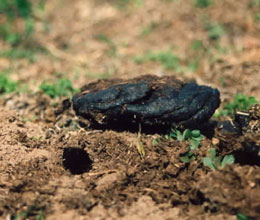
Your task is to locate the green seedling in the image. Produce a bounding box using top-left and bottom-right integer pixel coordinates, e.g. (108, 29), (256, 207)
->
(40, 79), (78, 98)
(0, 0), (32, 18)
(152, 138), (159, 146)
(179, 151), (196, 163)
(202, 148), (235, 170)
(0, 48), (36, 62)
(0, 0), (44, 46)
(96, 34), (117, 57)
(194, 0), (213, 8)
(191, 40), (204, 51)
(215, 93), (258, 117)
(167, 128), (203, 150)
(166, 128), (204, 163)
(186, 40), (205, 72)
(255, 13), (260, 22)
(251, 0), (260, 7)
(236, 213), (251, 220)
(14, 205), (45, 220)
(204, 21), (225, 41)
(187, 60), (200, 72)
(140, 22), (159, 36)
(114, 0), (143, 8)
(134, 50), (181, 72)
(0, 74), (17, 94)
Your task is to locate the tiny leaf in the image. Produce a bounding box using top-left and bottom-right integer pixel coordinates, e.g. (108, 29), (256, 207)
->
(183, 129), (192, 140)
(190, 139), (200, 150)
(152, 138), (159, 146)
(202, 157), (216, 170)
(176, 130), (184, 141)
(236, 213), (249, 220)
(191, 129), (201, 138)
(208, 148), (216, 159)
(180, 152), (194, 163)
(221, 154), (235, 168)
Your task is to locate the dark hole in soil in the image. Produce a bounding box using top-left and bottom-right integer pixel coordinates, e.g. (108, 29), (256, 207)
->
(62, 147), (93, 174)
(233, 151), (260, 166)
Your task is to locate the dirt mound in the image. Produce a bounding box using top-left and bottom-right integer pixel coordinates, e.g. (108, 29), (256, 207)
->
(198, 165), (260, 218)
(1, 0), (260, 219)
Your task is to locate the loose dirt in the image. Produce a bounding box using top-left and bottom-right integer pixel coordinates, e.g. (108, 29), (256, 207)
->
(1, 0), (260, 219)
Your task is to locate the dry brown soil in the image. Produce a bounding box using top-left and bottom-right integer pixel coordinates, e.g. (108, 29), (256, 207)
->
(1, 0), (260, 219)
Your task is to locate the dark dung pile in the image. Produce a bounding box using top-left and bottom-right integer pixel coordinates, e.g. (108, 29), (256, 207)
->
(72, 75), (220, 129)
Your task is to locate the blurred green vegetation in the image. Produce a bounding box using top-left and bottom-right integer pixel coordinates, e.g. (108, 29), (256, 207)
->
(0, 73), (17, 94)
(40, 79), (79, 98)
(215, 93), (258, 118)
(194, 0), (213, 8)
(96, 34), (118, 57)
(13, 205), (45, 220)
(0, 0), (46, 60)
(134, 50), (181, 71)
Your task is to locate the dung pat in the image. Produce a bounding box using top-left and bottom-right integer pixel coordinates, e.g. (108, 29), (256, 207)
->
(72, 75), (220, 129)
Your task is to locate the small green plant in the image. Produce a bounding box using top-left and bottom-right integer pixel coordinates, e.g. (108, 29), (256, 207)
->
(0, 48), (36, 62)
(186, 40), (205, 72)
(0, 0), (45, 46)
(194, 0), (213, 8)
(202, 148), (235, 170)
(140, 22), (159, 36)
(96, 34), (117, 57)
(165, 128), (204, 163)
(251, 0), (260, 7)
(204, 21), (225, 41)
(236, 213), (251, 220)
(40, 79), (78, 98)
(113, 0), (143, 8)
(255, 13), (260, 22)
(191, 39), (204, 51)
(215, 93), (258, 117)
(134, 50), (181, 71)
(0, 74), (17, 94)
(14, 205), (45, 220)
(152, 138), (159, 146)
(166, 129), (203, 149)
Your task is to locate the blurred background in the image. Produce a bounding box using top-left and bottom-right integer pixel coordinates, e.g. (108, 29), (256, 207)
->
(0, 0), (260, 100)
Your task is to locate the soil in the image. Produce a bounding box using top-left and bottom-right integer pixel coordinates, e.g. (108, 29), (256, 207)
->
(1, 0), (260, 219)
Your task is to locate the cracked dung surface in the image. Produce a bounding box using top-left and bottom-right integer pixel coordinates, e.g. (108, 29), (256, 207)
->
(72, 75), (220, 129)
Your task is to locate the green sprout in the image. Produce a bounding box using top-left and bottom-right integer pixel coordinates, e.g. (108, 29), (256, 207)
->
(194, 0), (213, 8)
(0, 0), (45, 46)
(215, 93), (258, 118)
(140, 22), (159, 36)
(0, 48), (36, 62)
(165, 128), (204, 163)
(96, 34), (117, 57)
(134, 50), (181, 72)
(40, 79), (78, 98)
(0, 74), (17, 94)
(152, 138), (159, 146)
(113, 0), (143, 8)
(236, 213), (251, 220)
(204, 21), (225, 41)
(14, 205), (45, 220)
(166, 128), (203, 150)
(202, 148), (235, 170)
